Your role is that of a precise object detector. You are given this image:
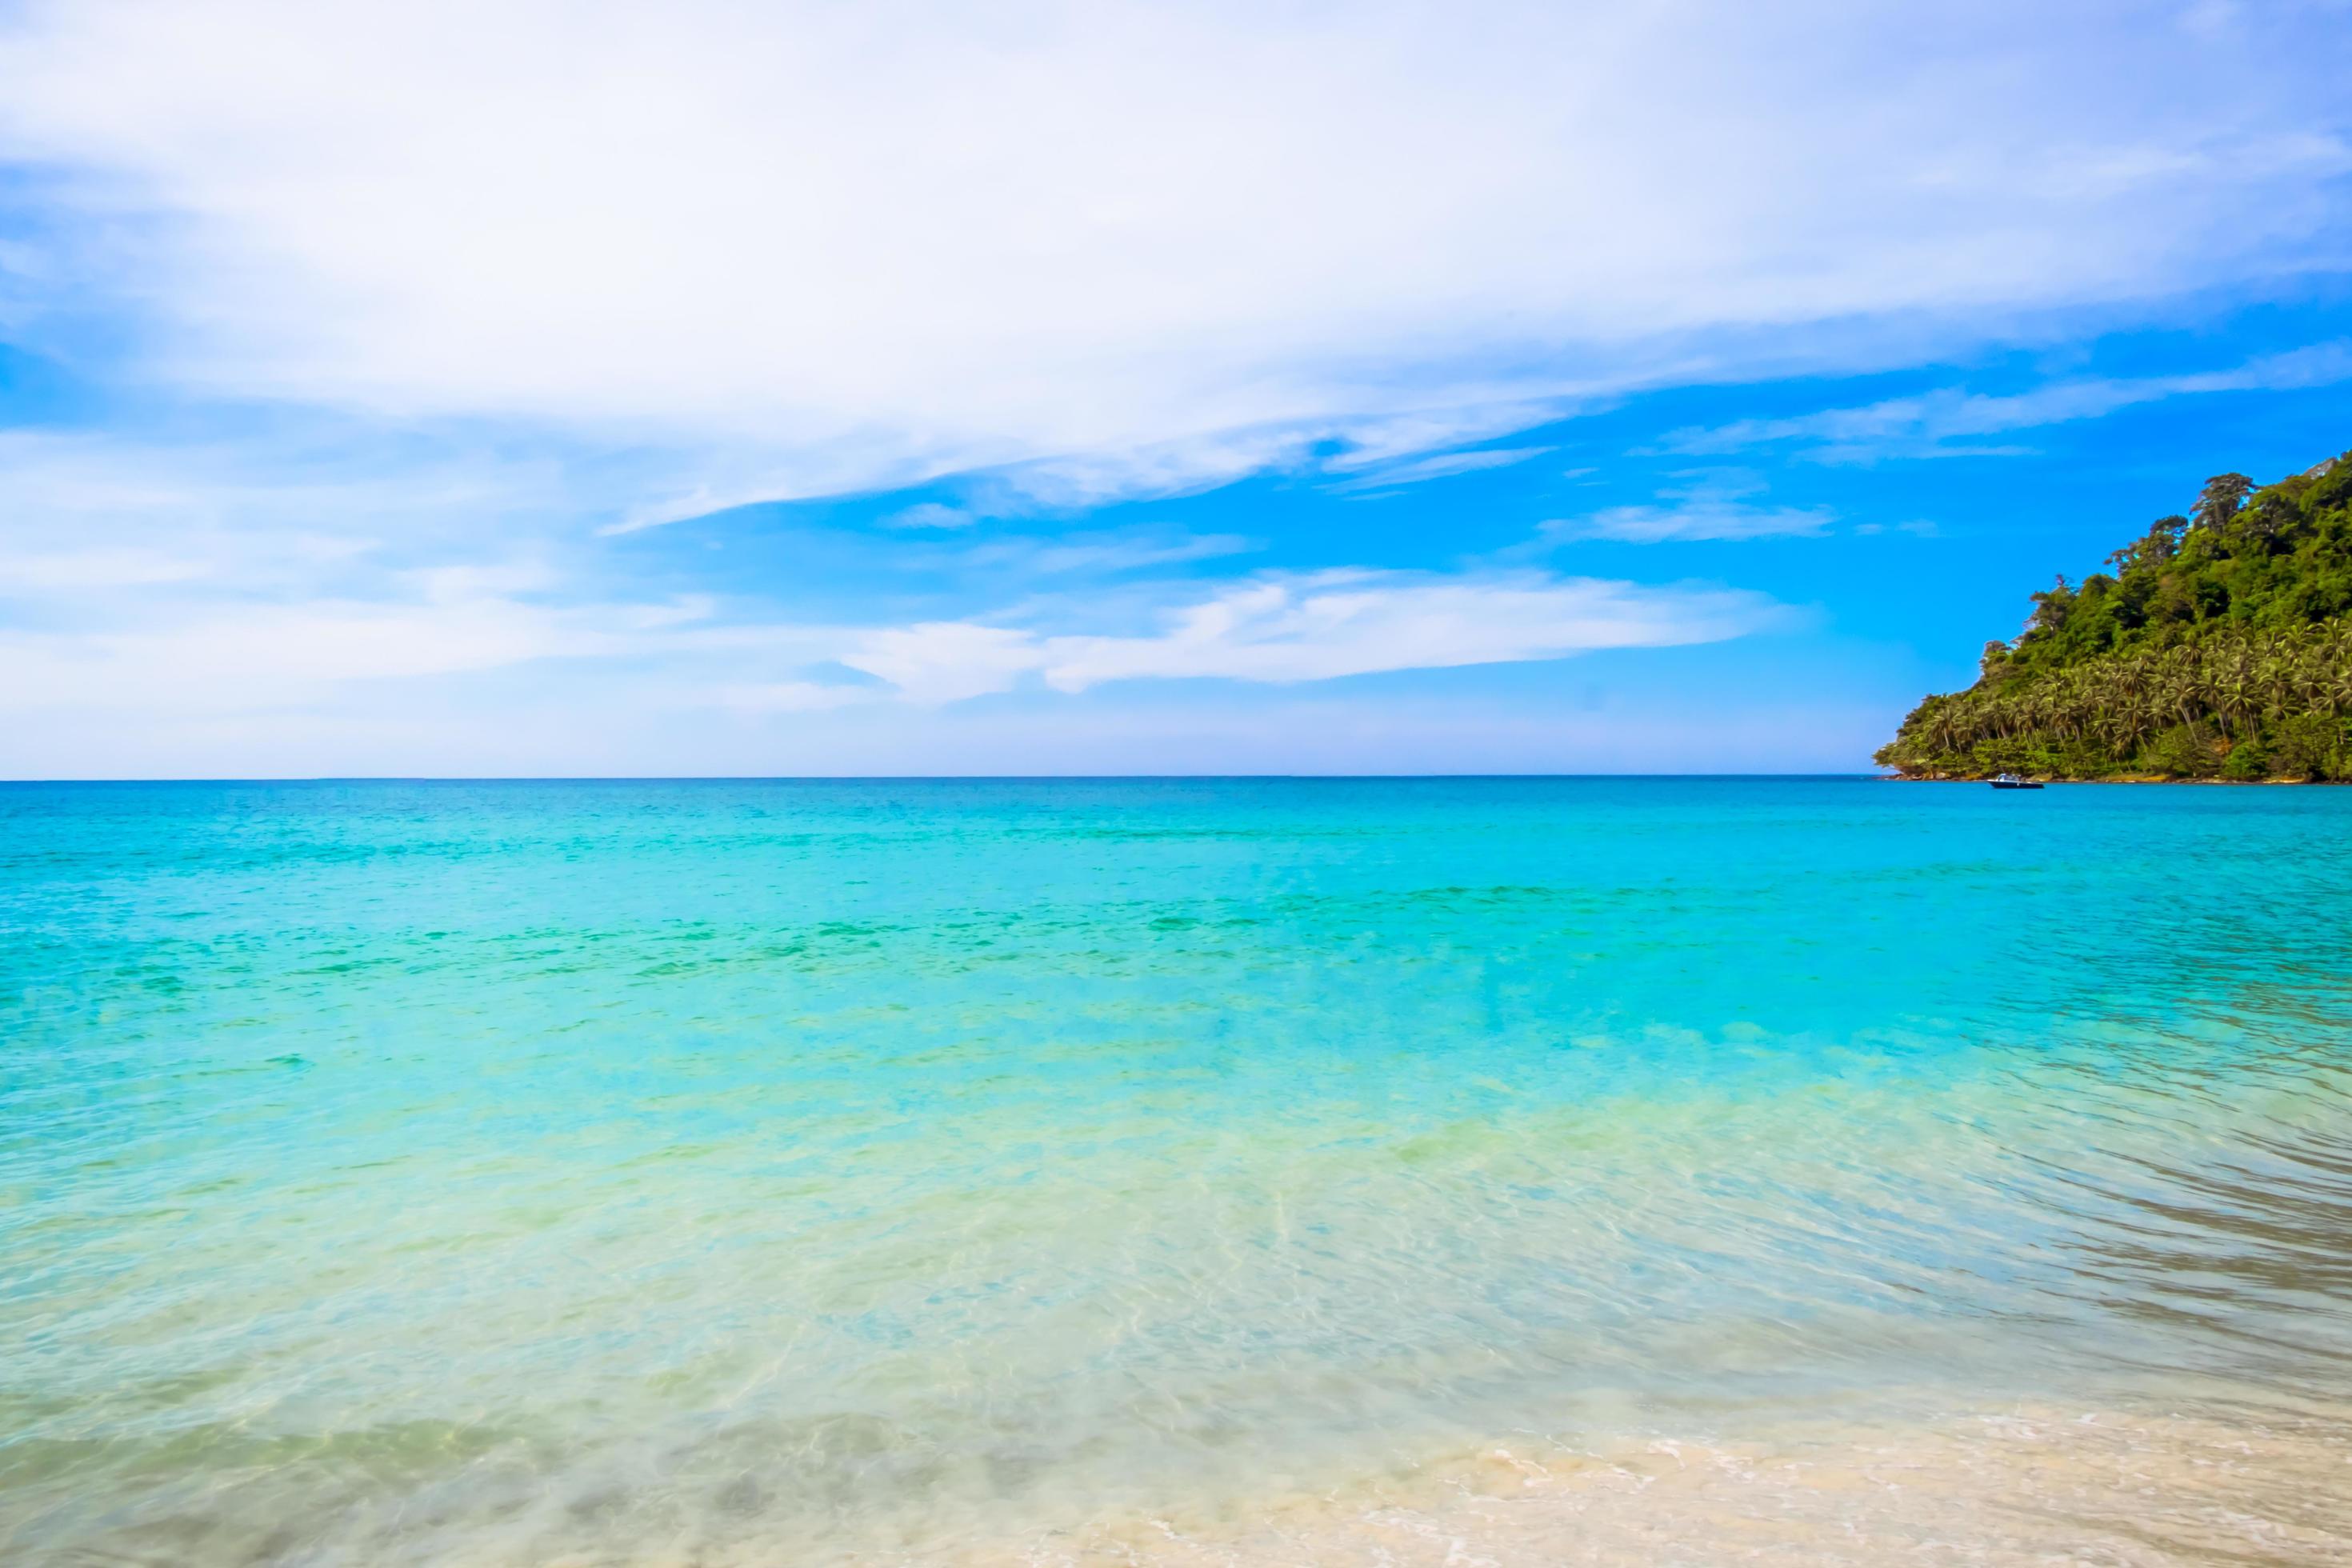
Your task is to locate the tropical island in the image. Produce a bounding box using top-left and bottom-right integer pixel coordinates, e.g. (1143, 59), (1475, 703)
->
(1875, 446), (2352, 781)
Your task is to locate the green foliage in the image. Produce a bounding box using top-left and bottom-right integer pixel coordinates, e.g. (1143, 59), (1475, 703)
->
(1876, 449), (2352, 781)
(2222, 738), (2270, 780)
(2269, 713), (2352, 781)
(2147, 724), (2220, 780)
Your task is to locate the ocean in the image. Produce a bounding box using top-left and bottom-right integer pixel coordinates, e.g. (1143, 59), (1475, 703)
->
(5, 778), (2350, 1564)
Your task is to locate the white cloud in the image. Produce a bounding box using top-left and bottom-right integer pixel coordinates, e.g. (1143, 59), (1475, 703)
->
(1, 2), (2344, 501)
(882, 502), (979, 530)
(946, 411), (1580, 517)
(1327, 446), (1554, 493)
(941, 530), (1254, 577)
(1039, 573), (1779, 690)
(840, 622), (1051, 706)
(1543, 502), (1834, 544)
(600, 484), (781, 538)
(1534, 471), (1838, 543)
(1659, 342), (2352, 459)
(1318, 405), (1590, 473)
(0, 569), (871, 727)
(0, 546), (211, 590)
(830, 570), (1782, 701)
(0, 594), (593, 713)
(0, 566), (1776, 738)
(0, 426), (548, 582)
(955, 424), (1330, 514)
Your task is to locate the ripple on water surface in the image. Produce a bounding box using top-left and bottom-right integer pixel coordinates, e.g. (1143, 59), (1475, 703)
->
(2, 778), (2350, 1563)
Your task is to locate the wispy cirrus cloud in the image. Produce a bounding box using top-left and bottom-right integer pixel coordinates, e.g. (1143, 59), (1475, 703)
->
(935, 530), (1257, 578)
(882, 502), (979, 530)
(837, 570), (1784, 701)
(938, 405), (1588, 522)
(1326, 446), (1555, 494)
(1038, 572), (1782, 690)
(1656, 342), (2352, 461)
(1535, 473), (1838, 543)
(1542, 501), (1836, 544)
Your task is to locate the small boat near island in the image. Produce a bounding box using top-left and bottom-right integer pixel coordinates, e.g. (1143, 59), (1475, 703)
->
(1990, 774), (2044, 790)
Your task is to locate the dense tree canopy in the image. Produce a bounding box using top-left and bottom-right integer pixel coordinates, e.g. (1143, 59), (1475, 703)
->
(1876, 447), (2352, 780)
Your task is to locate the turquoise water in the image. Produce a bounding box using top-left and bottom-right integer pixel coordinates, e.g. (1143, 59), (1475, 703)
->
(5, 778), (2351, 1564)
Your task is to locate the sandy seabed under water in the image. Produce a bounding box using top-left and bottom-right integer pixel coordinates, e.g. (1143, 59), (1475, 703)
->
(399, 1401), (2352, 1568)
(927, 1410), (2352, 1568)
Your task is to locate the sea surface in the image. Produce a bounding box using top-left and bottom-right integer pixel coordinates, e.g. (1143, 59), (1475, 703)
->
(4, 778), (2350, 1566)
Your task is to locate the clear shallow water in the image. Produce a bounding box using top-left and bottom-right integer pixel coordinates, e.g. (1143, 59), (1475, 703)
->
(3, 778), (2350, 1565)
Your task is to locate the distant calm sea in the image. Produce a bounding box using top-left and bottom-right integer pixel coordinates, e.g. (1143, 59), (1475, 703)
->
(6, 778), (2351, 1565)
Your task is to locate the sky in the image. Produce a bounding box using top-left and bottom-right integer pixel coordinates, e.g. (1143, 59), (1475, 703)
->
(1, 0), (2349, 778)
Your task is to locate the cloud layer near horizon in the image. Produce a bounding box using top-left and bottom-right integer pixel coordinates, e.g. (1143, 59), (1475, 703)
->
(0, 565), (1779, 714)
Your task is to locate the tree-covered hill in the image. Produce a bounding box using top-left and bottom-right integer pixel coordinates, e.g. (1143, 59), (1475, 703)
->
(1876, 447), (2352, 780)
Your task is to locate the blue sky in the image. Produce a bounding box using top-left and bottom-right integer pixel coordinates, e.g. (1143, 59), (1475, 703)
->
(2, 0), (2349, 776)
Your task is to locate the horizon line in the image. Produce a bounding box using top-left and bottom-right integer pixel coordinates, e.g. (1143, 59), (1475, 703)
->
(2, 772), (1893, 786)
